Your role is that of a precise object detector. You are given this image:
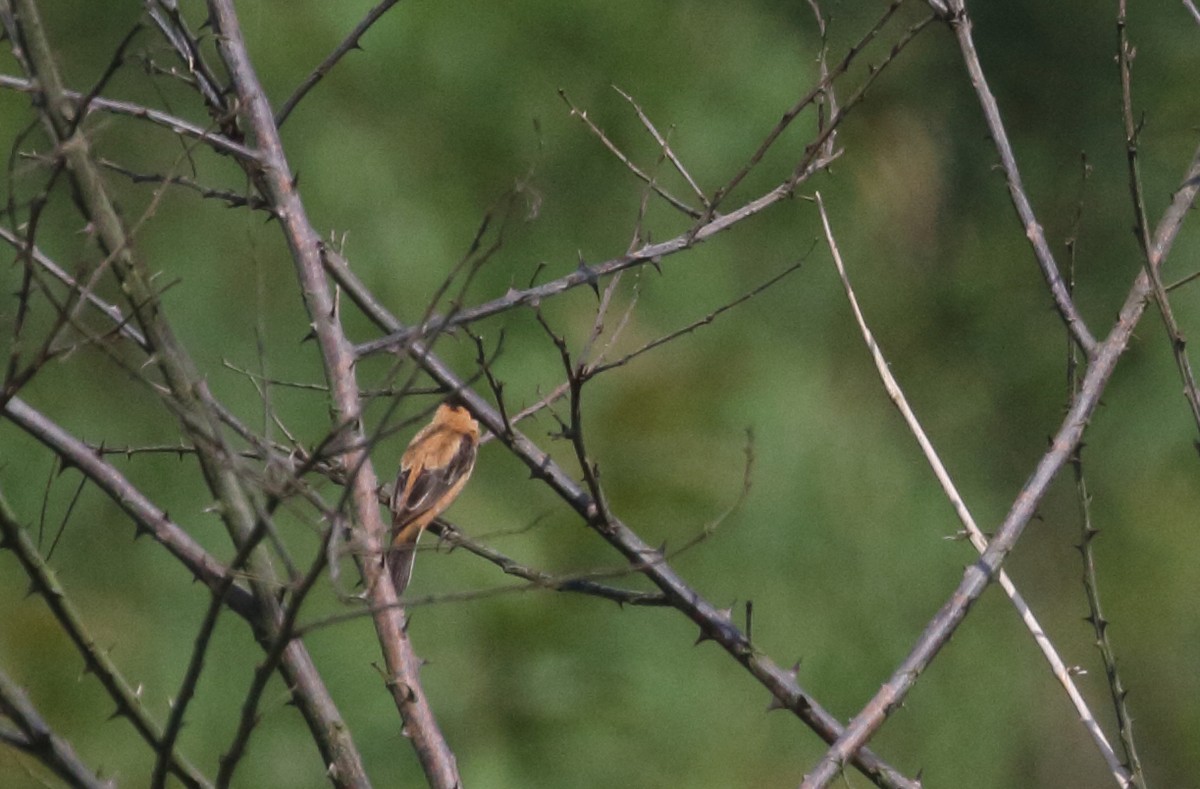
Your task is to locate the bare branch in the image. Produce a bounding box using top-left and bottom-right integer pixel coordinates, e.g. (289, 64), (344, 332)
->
(0, 496), (211, 789)
(5, 2), (372, 782)
(947, 8), (1097, 356)
(275, 0), (404, 127)
(0, 74), (260, 162)
(587, 260), (803, 378)
(560, 89), (701, 218)
(1116, 0), (1200, 443)
(203, 0), (460, 782)
(612, 85), (709, 209)
(798, 137), (1200, 789)
(324, 243), (920, 789)
(0, 665), (113, 789)
(815, 192), (1132, 788)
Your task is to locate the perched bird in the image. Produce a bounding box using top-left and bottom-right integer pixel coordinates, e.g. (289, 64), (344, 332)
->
(387, 399), (480, 593)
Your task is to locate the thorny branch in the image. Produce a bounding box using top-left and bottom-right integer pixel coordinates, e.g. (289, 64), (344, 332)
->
(0, 496), (211, 789)
(3, 1), (1191, 787)
(4, 1), (370, 785)
(323, 247), (920, 789)
(947, 4), (1098, 356)
(799, 121), (1200, 789)
(203, 0), (459, 784)
(815, 192), (1132, 788)
(1116, 0), (1200, 442)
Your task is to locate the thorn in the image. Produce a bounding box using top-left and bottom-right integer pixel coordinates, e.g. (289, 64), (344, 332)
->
(392, 681), (416, 703)
(766, 694), (787, 712)
(577, 252), (600, 298)
(694, 628), (713, 646)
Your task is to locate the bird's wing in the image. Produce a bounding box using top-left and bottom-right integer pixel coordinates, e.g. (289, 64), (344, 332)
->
(390, 432), (477, 539)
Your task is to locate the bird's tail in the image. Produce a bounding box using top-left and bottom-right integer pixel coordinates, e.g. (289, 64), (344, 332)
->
(387, 532), (421, 594)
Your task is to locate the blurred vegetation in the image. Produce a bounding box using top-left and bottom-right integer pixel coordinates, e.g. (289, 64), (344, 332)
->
(1, 1), (1199, 787)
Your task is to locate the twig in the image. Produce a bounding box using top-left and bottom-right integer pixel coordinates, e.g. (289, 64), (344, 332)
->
(1117, 0), (1200, 443)
(0, 74), (259, 162)
(0, 665), (113, 789)
(613, 85), (709, 208)
(1061, 10), (1150, 782)
(709, 0), (906, 213)
(477, 379), (571, 446)
(276, 0), (403, 126)
(1071, 438), (1143, 787)
(560, 89), (701, 218)
(431, 522), (670, 606)
(1184, 0), (1200, 26)
(98, 158), (269, 210)
(806, 0), (839, 162)
(1165, 269), (1200, 292)
(587, 260), (803, 378)
(144, 0), (227, 112)
(947, 7), (1097, 356)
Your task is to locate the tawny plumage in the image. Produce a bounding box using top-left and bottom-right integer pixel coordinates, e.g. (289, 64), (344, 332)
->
(387, 401), (479, 593)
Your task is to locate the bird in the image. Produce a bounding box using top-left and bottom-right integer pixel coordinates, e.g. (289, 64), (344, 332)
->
(387, 399), (480, 594)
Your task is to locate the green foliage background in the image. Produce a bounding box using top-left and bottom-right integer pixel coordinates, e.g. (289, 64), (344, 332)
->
(1, 1), (1198, 787)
